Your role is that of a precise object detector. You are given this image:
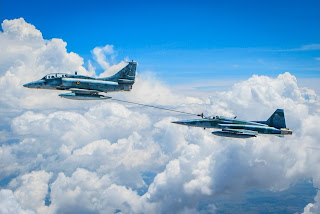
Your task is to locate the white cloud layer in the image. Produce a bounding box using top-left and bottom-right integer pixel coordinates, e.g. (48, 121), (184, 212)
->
(1, 18), (320, 214)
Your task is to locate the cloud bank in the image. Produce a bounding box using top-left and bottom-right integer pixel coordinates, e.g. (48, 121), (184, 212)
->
(1, 18), (320, 214)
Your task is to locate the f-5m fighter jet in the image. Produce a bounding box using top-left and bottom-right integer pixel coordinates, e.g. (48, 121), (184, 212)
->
(173, 109), (292, 138)
(23, 61), (137, 100)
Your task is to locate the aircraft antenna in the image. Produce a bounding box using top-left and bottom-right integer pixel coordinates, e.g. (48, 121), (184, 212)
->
(111, 98), (202, 117)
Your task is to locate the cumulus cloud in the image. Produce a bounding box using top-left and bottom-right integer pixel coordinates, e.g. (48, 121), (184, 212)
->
(48, 168), (156, 214)
(0, 18), (93, 117)
(1, 17), (42, 41)
(0, 189), (35, 214)
(9, 171), (53, 213)
(92, 44), (114, 70)
(92, 44), (128, 77)
(1, 18), (320, 214)
(303, 191), (320, 214)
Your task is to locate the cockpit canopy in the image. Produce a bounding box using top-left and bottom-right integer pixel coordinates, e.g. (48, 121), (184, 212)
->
(41, 73), (68, 80)
(207, 115), (235, 120)
(205, 115), (220, 120)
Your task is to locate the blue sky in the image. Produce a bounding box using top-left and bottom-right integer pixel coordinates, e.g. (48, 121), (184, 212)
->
(1, 1), (320, 213)
(1, 0), (320, 84)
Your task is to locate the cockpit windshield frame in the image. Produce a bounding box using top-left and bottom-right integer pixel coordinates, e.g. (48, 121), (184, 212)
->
(42, 73), (68, 80)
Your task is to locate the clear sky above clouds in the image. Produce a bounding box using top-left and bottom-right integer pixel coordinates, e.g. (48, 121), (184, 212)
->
(1, 0), (320, 85)
(1, 1), (320, 214)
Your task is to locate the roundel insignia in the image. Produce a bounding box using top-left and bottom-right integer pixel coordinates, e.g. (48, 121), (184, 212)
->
(76, 81), (80, 85)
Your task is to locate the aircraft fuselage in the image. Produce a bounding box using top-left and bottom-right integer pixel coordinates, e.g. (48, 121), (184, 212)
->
(23, 61), (137, 100)
(172, 110), (293, 138)
(23, 75), (131, 92)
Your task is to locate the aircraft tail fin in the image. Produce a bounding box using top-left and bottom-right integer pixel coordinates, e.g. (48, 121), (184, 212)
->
(265, 109), (287, 129)
(103, 61), (137, 84)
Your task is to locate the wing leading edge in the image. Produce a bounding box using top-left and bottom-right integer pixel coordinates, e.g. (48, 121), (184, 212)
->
(212, 128), (258, 138)
(59, 89), (111, 100)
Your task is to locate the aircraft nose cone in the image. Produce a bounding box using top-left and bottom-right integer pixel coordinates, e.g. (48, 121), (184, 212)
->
(172, 121), (190, 126)
(23, 80), (45, 88)
(23, 83), (31, 88)
(172, 121), (182, 125)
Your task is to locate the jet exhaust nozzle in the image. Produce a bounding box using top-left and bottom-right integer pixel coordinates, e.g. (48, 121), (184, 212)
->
(280, 128), (293, 135)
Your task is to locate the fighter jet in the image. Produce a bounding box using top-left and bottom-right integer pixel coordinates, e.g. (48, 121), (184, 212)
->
(23, 61), (137, 100)
(172, 109), (292, 138)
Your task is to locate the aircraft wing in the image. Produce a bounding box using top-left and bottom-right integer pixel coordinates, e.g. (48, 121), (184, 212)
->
(59, 89), (111, 100)
(221, 128), (259, 137)
(222, 128), (258, 136)
(70, 89), (101, 95)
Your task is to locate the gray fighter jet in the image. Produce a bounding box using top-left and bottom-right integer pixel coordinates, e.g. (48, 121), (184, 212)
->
(23, 61), (137, 100)
(172, 109), (292, 138)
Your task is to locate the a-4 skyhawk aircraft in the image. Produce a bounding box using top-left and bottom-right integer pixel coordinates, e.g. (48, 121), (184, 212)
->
(172, 109), (293, 138)
(23, 61), (137, 100)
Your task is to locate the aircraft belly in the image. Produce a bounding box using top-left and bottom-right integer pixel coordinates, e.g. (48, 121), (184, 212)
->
(244, 126), (281, 135)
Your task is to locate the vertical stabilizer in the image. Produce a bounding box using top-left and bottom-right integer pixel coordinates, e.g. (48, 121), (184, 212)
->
(266, 109), (286, 129)
(103, 61), (137, 83)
